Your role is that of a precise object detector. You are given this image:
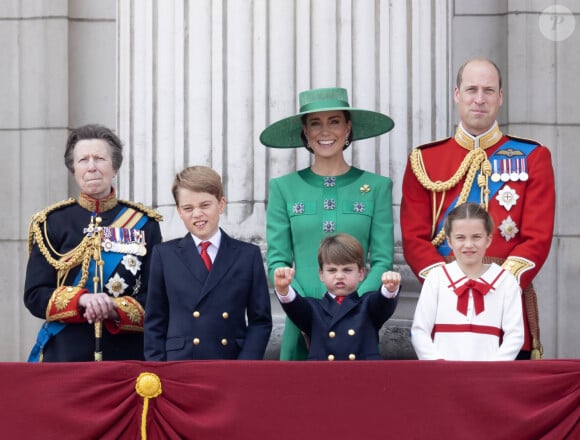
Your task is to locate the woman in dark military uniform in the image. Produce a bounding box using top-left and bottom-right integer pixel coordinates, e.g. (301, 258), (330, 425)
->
(24, 124), (162, 362)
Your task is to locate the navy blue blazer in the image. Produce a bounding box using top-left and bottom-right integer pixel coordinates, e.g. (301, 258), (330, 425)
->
(144, 229), (272, 360)
(280, 290), (398, 361)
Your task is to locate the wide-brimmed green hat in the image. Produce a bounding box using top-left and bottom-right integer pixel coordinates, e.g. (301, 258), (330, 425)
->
(259, 87), (394, 148)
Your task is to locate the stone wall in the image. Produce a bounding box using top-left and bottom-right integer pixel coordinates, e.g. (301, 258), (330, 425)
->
(0, 0), (116, 361)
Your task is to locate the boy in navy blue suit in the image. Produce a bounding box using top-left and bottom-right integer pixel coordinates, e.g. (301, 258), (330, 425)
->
(274, 233), (400, 361)
(144, 166), (272, 360)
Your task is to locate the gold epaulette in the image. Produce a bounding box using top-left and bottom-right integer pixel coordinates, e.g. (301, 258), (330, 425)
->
(27, 198), (76, 254)
(414, 136), (452, 150)
(119, 199), (163, 222)
(506, 134), (541, 145)
(501, 256), (536, 283)
(418, 262), (445, 280)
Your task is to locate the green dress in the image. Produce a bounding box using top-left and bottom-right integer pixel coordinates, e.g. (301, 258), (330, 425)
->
(266, 167), (394, 360)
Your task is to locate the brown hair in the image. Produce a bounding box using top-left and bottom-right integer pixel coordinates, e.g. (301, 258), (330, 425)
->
(64, 124), (123, 173)
(318, 233), (364, 270)
(444, 202), (494, 237)
(456, 57), (502, 90)
(171, 165), (224, 204)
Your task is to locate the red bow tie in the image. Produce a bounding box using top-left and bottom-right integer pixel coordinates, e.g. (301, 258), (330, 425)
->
(453, 279), (492, 316)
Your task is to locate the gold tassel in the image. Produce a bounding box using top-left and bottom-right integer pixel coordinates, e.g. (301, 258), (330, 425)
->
(531, 338), (543, 360)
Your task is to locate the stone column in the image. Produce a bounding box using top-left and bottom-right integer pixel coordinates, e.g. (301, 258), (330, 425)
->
(117, 0), (451, 359)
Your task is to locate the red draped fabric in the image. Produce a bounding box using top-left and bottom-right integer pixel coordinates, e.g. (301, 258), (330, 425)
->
(1, 360), (578, 439)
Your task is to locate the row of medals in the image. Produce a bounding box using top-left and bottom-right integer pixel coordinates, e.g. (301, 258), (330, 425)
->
(101, 227), (147, 256)
(490, 157), (528, 183)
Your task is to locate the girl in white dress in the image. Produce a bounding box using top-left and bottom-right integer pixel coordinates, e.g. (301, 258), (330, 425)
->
(411, 202), (524, 361)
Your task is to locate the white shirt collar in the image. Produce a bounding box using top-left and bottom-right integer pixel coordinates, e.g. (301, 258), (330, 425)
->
(191, 228), (222, 250)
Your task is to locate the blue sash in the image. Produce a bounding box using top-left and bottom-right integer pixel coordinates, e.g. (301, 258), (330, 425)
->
(28, 207), (149, 362)
(436, 139), (538, 256)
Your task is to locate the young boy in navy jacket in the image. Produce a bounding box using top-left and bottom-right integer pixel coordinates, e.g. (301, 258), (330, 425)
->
(145, 166), (272, 360)
(274, 233), (400, 361)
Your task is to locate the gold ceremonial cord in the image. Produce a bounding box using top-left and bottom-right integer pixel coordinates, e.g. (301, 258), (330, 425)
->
(89, 216), (105, 361)
(27, 199), (93, 289)
(28, 199), (161, 285)
(28, 205), (107, 360)
(410, 147), (491, 246)
(89, 216), (105, 294)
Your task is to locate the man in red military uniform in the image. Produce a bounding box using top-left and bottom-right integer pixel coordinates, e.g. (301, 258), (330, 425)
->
(401, 57), (555, 359)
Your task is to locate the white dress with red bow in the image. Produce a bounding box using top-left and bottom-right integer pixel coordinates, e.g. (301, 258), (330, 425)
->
(411, 261), (524, 361)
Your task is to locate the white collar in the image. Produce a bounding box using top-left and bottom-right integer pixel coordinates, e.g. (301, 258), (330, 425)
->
(191, 228), (222, 249)
(445, 260), (503, 285)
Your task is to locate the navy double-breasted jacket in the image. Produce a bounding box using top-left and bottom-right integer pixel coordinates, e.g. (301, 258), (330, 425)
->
(280, 290), (398, 361)
(144, 229), (272, 360)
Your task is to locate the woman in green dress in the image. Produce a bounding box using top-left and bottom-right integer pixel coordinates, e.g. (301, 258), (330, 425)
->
(260, 87), (396, 360)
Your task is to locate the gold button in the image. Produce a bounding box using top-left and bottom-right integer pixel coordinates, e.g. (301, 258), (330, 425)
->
(327, 354), (335, 361)
(193, 311), (200, 318)
(349, 354), (356, 361)
(328, 331), (336, 338)
(66, 287), (74, 292)
(221, 338), (228, 346)
(222, 312), (229, 319)
(193, 338), (200, 345)
(348, 329), (356, 336)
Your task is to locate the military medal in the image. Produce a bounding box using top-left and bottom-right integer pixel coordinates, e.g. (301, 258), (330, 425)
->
(519, 157), (529, 181)
(496, 185), (519, 211)
(101, 226), (147, 256)
(509, 158), (519, 182)
(500, 159), (510, 182)
(122, 254), (142, 275)
(104, 273), (128, 297)
(499, 216), (519, 242)
(491, 159), (501, 183)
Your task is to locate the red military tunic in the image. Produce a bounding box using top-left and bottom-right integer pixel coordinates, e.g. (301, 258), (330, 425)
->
(401, 122), (555, 353)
